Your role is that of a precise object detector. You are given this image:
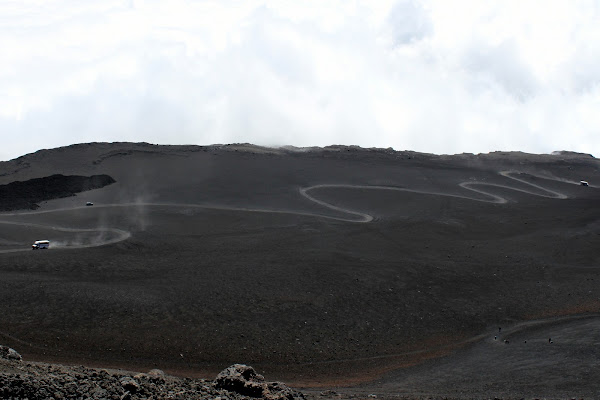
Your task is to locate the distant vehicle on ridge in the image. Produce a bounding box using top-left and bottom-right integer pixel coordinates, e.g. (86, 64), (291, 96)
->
(580, 180), (589, 186)
(86, 202), (94, 206)
(32, 240), (50, 250)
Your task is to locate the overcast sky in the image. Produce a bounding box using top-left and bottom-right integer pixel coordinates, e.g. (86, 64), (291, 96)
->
(1, 0), (599, 161)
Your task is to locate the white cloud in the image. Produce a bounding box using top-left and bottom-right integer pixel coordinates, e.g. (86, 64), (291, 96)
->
(0, 0), (599, 161)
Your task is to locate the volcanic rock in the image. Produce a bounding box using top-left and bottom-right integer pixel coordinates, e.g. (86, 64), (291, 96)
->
(120, 376), (140, 393)
(215, 364), (304, 400)
(0, 173), (115, 211)
(0, 345), (22, 361)
(0, 349), (308, 400)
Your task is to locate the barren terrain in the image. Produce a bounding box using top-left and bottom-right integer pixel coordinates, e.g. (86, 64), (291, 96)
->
(0, 143), (598, 398)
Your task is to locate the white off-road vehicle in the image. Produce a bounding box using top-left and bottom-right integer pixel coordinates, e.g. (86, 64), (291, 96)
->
(32, 240), (50, 250)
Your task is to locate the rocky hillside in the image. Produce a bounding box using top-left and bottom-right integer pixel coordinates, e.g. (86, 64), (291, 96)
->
(0, 345), (305, 400)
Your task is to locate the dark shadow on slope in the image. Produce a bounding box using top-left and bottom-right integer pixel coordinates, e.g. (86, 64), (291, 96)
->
(0, 174), (115, 211)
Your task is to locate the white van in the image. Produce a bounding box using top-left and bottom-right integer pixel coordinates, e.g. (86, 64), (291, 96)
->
(32, 240), (50, 250)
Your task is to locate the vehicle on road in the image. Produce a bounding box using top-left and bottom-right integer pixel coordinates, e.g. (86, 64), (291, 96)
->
(32, 240), (50, 250)
(86, 202), (94, 206)
(580, 180), (589, 186)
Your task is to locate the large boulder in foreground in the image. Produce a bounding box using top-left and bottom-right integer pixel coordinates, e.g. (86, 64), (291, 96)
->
(215, 364), (304, 400)
(0, 345), (22, 361)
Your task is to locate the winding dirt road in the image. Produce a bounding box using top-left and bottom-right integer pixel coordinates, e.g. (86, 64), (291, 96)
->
(299, 170), (577, 221)
(0, 170), (583, 253)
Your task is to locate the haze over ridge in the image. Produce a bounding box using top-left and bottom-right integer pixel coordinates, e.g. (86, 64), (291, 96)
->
(1, 1), (600, 160)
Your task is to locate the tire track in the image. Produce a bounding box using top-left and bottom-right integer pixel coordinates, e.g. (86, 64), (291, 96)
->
(0, 170), (579, 253)
(300, 170), (574, 221)
(0, 220), (130, 254)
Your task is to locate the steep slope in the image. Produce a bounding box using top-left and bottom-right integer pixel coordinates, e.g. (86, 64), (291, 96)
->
(0, 143), (598, 397)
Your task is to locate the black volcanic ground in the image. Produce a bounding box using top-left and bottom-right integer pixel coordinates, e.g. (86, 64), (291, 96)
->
(0, 143), (599, 399)
(0, 174), (115, 211)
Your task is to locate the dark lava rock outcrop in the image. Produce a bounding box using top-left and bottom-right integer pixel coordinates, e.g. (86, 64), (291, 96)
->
(0, 346), (305, 400)
(214, 364), (304, 400)
(0, 174), (115, 211)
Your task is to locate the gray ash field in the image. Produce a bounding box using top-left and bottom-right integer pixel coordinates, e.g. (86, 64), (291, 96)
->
(0, 142), (599, 398)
